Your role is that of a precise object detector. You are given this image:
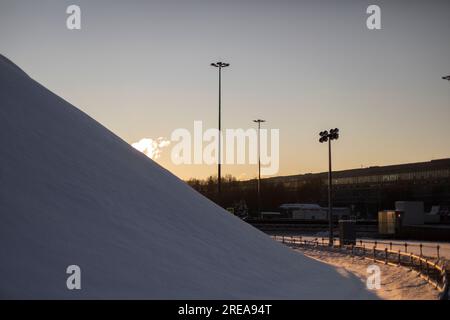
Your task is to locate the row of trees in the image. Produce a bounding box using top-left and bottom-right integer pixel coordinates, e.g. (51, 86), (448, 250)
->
(186, 175), (450, 218)
(186, 175), (326, 216)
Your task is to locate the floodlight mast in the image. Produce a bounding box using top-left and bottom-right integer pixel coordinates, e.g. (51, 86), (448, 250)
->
(253, 119), (266, 217)
(210, 62), (230, 204)
(319, 128), (340, 246)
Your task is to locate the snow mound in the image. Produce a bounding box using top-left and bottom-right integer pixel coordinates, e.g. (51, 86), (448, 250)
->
(0, 55), (377, 299)
(0, 55), (29, 78)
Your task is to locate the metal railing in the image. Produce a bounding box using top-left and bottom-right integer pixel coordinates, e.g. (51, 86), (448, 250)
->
(272, 235), (449, 300)
(353, 239), (442, 259)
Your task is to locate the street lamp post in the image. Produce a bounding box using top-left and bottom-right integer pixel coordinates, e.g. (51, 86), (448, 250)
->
(319, 128), (340, 246)
(210, 61), (230, 203)
(253, 119), (266, 217)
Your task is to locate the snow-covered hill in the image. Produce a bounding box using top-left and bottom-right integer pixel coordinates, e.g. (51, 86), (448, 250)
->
(0, 54), (376, 299)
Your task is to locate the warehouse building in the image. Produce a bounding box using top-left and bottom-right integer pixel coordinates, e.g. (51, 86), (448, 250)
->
(264, 159), (450, 219)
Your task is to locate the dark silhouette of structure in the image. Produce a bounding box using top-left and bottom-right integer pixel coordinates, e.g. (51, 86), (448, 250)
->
(319, 128), (340, 245)
(265, 158), (450, 217)
(210, 61), (230, 203)
(187, 159), (450, 220)
(253, 119), (266, 216)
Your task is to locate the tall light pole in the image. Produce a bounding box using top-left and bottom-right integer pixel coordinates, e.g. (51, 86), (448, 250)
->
(210, 61), (230, 203)
(319, 128), (339, 246)
(443, 75), (450, 81)
(253, 119), (266, 217)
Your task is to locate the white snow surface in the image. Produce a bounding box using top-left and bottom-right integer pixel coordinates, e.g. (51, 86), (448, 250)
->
(0, 55), (378, 299)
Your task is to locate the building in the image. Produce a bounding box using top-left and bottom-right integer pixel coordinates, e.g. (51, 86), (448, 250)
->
(264, 159), (450, 218)
(278, 203), (350, 221)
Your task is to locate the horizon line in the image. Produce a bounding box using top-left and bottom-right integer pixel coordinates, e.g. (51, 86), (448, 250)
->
(184, 157), (450, 182)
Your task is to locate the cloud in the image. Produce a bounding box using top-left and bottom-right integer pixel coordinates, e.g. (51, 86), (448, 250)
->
(132, 137), (171, 160)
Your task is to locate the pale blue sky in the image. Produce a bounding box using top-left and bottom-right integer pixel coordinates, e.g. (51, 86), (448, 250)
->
(1, 0), (449, 179)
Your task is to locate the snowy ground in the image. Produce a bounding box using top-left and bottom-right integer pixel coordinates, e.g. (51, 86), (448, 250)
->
(295, 247), (440, 300)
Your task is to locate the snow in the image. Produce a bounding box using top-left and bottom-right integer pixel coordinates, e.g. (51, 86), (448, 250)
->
(296, 248), (439, 300)
(0, 54), (378, 299)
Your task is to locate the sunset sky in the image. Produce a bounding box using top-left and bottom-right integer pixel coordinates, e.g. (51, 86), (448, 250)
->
(1, 0), (449, 180)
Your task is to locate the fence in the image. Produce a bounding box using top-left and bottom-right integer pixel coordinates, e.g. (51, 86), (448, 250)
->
(272, 235), (449, 300)
(352, 239), (442, 259)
